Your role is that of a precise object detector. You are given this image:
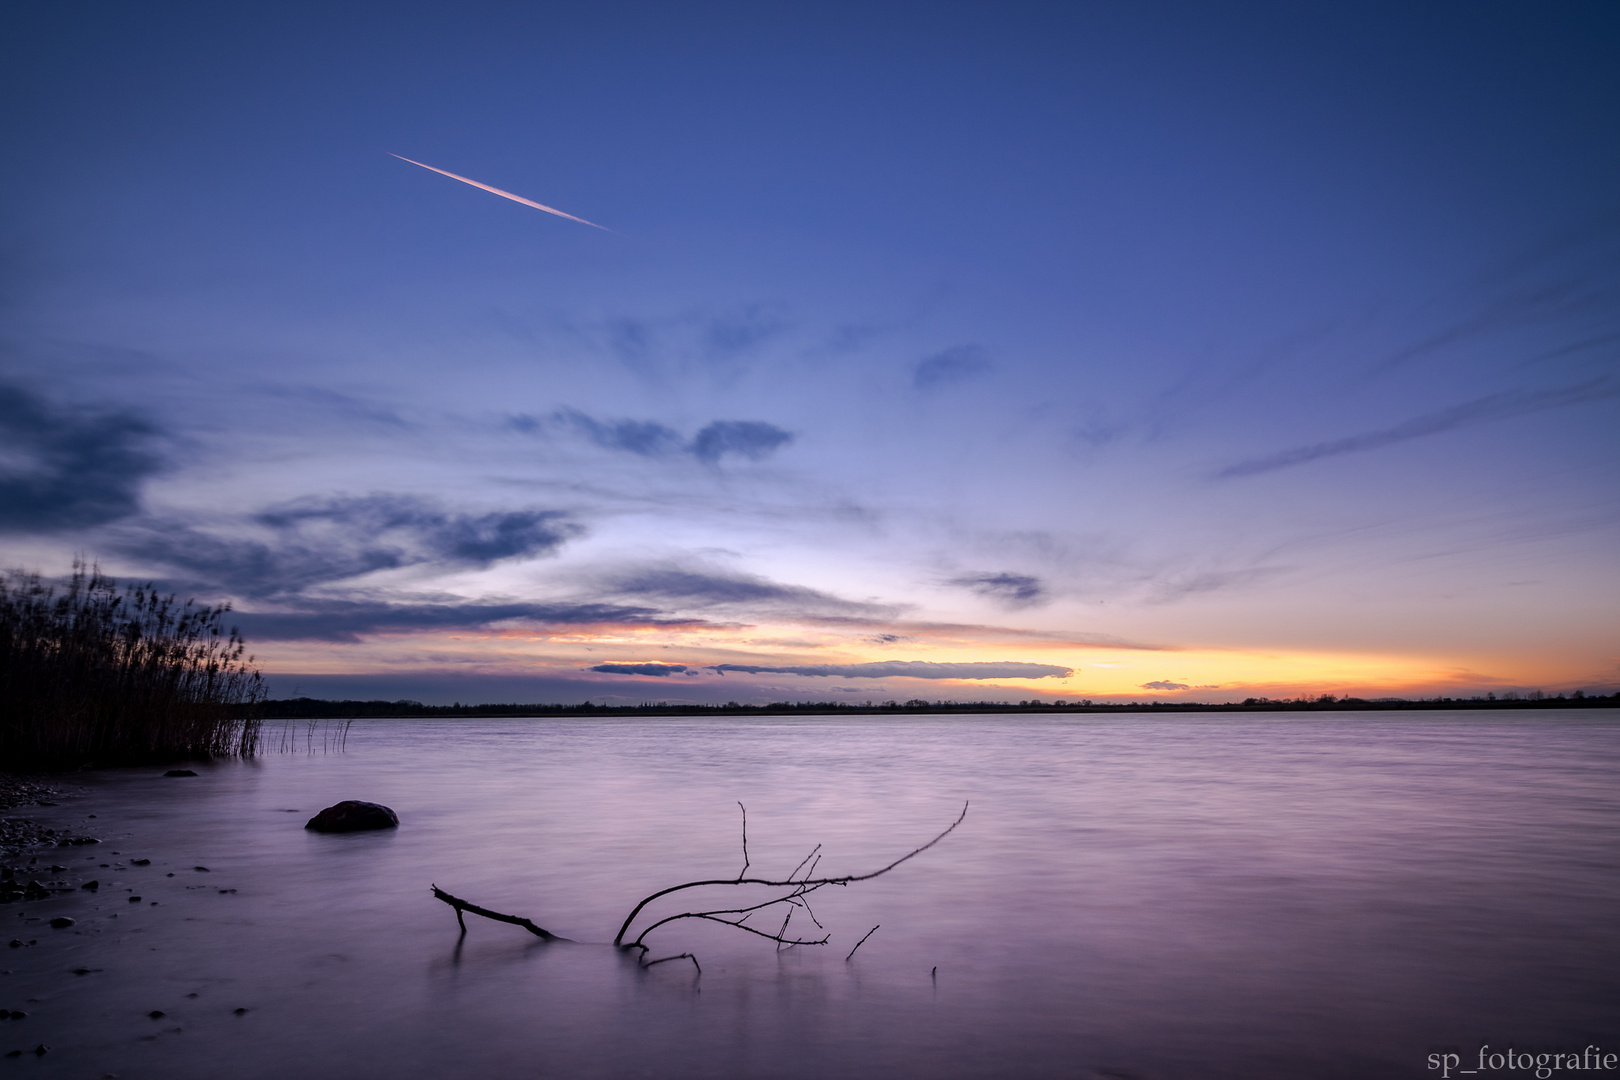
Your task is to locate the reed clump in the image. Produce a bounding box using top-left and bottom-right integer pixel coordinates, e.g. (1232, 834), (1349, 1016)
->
(0, 562), (263, 770)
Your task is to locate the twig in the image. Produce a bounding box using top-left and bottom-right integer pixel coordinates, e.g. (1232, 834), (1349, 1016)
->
(775, 906), (794, 951)
(845, 925), (880, 961)
(430, 885), (567, 941)
(643, 952), (701, 975)
(630, 909), (829, 951)
(789, 844), (822, 882)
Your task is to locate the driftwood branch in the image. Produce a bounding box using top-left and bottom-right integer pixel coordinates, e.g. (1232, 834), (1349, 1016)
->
(428, 801), (968, 974)
(612, 800), (969, 948)
(430, 885), (566, 941)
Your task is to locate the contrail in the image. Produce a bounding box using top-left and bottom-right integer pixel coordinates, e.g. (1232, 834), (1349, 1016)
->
(390, 153), (613, 232)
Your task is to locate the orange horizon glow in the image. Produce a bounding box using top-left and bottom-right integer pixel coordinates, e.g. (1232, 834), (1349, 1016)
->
(249, 615), (1614, 700)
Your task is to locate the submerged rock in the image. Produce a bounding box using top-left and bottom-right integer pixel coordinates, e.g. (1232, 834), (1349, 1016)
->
(305, 801), (399, 833)
(164, 769), (198, 777)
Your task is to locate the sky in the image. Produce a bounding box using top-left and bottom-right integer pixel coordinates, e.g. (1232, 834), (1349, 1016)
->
(2, 0), (1617, 705)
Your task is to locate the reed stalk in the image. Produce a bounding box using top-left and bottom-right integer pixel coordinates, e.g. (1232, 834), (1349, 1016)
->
(0, 561), (264, 770)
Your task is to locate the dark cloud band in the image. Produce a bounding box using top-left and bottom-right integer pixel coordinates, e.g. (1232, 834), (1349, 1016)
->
(0, 381), (162, 532)
(711, 661), (1072, 680)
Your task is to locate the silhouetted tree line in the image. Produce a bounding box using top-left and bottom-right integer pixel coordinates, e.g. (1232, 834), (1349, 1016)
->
(262, 692), (1617, 719)
(0, 564), (263, 769)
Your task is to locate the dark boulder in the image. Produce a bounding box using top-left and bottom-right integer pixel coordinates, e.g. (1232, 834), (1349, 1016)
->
(305, 801), (399, 833)
(164, 770), (198, 777)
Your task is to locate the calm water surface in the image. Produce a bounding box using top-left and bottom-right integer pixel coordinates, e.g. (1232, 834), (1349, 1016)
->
(5, 711), (1618, 1078)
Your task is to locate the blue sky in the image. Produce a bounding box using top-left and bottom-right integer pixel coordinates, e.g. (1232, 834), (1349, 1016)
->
(3, 1), (1617, 703)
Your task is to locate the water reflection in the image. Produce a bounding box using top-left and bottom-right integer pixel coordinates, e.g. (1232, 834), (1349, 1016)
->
(6, 711), (1618, 1078)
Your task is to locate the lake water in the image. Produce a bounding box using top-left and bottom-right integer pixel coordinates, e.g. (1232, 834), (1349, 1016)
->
(5, 711), (1618, 1079)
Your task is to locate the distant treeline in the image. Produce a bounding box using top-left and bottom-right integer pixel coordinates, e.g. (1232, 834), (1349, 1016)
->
(1, 565), (264, 770)
(263, 692), (1619, 719)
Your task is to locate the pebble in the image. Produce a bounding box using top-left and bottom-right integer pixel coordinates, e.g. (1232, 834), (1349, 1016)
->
(48, 918), (73, 929)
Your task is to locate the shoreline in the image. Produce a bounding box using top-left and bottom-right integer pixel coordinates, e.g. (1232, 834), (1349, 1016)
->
(262, 696), (1620, 719)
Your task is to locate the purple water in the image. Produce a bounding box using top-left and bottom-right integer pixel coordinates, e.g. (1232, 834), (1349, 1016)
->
(5, 711), (1618, 1078)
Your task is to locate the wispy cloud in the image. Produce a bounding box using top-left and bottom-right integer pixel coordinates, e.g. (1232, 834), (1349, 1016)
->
(712, 661), (1072, 680)
(544, 409), (684, 457)
(948, 572), (1046, 607)
(1215, 380), (1620, 479)
(913, 345), (990, 390)
(390, 154), (613, 232)
(689, 420), (793, 463)
(1140, 680), (1189, 690)
(236, 600), (693, 643)
(605, 566), (893, 619)
(511, 410), (794, 464)
(118, 495), (579, 600)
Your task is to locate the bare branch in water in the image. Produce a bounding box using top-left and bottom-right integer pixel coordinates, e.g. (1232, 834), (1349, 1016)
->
(430, 885), (567, 941)
(427, 802), (968, 974)
(613, 801), (969, 947)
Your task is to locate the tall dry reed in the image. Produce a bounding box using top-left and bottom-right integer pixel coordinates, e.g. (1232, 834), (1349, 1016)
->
(0, 562), (263, 769)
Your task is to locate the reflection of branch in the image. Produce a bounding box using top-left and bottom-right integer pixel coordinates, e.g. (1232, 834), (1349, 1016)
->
(430, 885), (566, 941)
(736, 801), (749, 881)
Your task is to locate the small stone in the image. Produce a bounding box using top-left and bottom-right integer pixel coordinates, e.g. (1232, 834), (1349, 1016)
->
(163, 770), (197, 778)
(304, 801), (399, 833)
(48, 918), (73, 929)
(193, 867), (209, 873)
(128, 896), (141, 903)
(4, 1048), (20, 1057)
(72, 968), (92, 975)
(32, 1043), (47, 1054)
(233, 1007), (248, 1015)
(148, 1010), (164, 1019)
(131, 859), (150, 866)
(81, 881), (99, 891)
